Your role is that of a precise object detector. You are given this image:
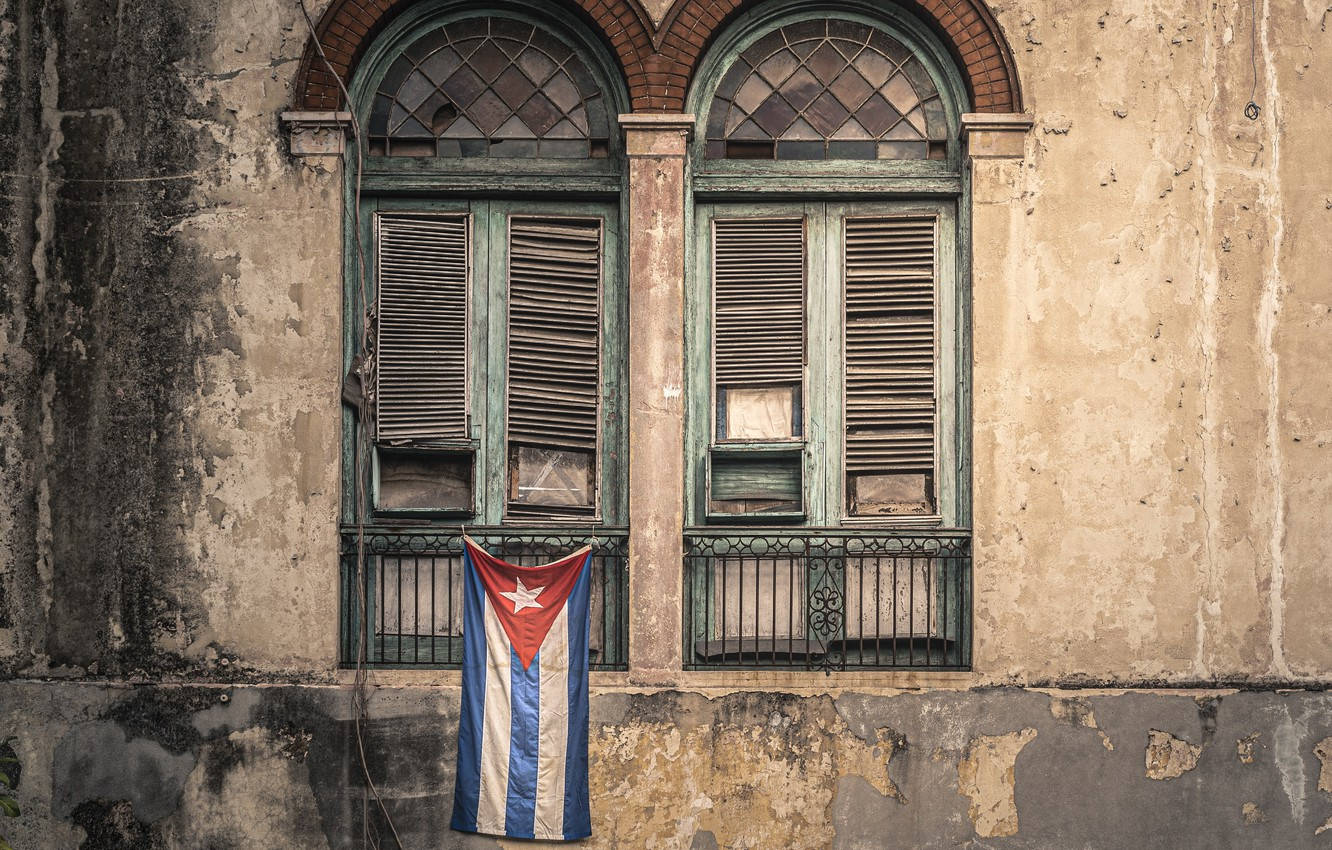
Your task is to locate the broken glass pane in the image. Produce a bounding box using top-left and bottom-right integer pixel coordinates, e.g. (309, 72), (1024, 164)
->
(508, 445), (594, 508)
(848, 472), (934, 516)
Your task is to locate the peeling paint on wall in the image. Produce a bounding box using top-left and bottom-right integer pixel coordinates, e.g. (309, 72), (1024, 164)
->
(1314, 737), (1332, 835)
(956, 728), (1037, 838)
(1145, 729), (1202, 780)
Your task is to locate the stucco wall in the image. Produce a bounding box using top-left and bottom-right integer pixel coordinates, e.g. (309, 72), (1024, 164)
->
(4, 683), (1332, 847)
(4, 0), (1328, 686)
(1, 0), (1330, 845)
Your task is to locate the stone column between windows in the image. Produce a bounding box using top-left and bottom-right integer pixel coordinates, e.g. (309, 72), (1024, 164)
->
(620, 114), (694, 684)
(962, 112), (1032, 660)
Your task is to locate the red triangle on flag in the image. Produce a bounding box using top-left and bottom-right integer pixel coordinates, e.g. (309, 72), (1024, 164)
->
(463, 537), (592, 671)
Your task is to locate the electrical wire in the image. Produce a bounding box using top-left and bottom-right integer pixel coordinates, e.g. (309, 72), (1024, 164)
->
(295, 3), (402, 848)
(1245, 0), (1261, 120)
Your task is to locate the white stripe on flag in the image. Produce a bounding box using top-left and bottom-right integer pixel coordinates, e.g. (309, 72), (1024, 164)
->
(533, 602), (570, 839)
(475, 596), (512, 835)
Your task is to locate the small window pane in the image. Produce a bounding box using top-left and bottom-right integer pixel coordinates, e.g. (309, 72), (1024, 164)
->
(508, 445), (594, 508)
(378, 451), (473, 512)
(724, 386), (796, 440)
(848, 472), (934, 516)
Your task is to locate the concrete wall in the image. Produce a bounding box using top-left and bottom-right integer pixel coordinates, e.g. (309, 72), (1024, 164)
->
(5, 683), (1332, 847)
(1, 0), (1330, 846)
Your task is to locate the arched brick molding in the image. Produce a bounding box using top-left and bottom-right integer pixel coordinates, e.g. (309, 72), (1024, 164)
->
(294, 0), (1021, 113)
(294, 0), (657, 111)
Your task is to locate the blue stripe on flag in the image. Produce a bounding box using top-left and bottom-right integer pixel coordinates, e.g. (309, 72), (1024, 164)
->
(563, 557), (592, 839)
(450, 548), (488, 833)
(505, 644), (541, 837)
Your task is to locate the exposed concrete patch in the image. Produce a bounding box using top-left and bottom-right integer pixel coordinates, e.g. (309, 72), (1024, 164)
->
(1242, 801), (1268, 824)
(591, 692), (903, 849)
(1145, 729), (1202, 780)
(1315, 737), (1332, 793)
(1050, 695), (1114, 750)
(1238, 732), (1261, 764)
(956, 728), (1037, 838)
(1049, 695), (1097, 728)
(1315, 737), (1332, 835)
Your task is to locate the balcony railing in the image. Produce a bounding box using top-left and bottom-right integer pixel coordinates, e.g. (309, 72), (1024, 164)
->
(340, 526), (628, 670)
(683, 528), (971, 672)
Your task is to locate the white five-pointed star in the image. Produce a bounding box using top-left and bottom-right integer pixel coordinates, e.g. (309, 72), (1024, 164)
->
(499, 577), (545, 614)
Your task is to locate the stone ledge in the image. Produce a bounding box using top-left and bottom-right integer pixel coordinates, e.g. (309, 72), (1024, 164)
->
(961, 112), (1034, 159)
(280, 110), (353, 156)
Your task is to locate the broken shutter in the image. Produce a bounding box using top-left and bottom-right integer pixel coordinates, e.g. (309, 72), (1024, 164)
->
(374, 213), (470, 442)
(505, 217), (603, 515)
(707, 217), (806, 515)
(843, 216), (938, 516)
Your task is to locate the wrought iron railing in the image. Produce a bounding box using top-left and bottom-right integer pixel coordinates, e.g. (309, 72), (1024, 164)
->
(683, 528), (971, 671)
(340, 526), (628, 670)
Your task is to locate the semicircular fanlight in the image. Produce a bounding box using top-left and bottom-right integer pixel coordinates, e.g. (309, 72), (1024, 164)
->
(369, 16), (611, 159)
(704, 20), (949, 161)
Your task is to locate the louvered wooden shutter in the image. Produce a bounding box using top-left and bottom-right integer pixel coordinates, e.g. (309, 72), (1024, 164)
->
(843, 216), (937, 479)
(375, 214), (469, 441)
(505, 217), (602, 451)
(713, 218), (805, 387)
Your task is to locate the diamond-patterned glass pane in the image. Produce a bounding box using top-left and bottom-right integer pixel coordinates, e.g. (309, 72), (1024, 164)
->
(370, 16), (610, 158)
(706, 20), (949, 160)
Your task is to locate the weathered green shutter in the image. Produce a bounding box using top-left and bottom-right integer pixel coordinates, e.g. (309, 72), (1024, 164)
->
(374, 213), (470, 442)
(505, 217), (603, 515)
(843, 215), (937, 513)
(712, 218), (805, 390)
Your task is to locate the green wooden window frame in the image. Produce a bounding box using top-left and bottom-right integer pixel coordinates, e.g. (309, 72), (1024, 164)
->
(688, 200), (963, 528)
(340, 1), (630, 528)
(684, 4), (972, 531)
(346, 199), (627, 526)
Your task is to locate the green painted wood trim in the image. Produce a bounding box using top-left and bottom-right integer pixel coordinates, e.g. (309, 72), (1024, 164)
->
(360, 173), (623, 197)
(343, 195), (627, 528)
(692, 174), (962, 199)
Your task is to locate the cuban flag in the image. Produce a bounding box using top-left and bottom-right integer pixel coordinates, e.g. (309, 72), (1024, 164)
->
(451, 536), (593, 841)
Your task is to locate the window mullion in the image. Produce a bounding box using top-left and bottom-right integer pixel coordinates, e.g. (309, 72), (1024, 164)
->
(478, 201), (507, 525)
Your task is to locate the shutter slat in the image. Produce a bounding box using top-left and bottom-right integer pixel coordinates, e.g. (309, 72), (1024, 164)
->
(375, 214), (469, 441)
(505, 217), (602, 450)
(714, 217), (805, 386)
(844, 216), (937, 478)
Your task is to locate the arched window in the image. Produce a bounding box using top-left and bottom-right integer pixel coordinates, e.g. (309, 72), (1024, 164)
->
(365, 15), (613, 158)
(338, 3), (630, 669)
(702, 19), (950, 161)
(683, 3), (971, 670)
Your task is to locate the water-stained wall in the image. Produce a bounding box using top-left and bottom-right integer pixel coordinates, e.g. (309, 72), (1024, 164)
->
(4, 683), (1332, 847)
(1, 0), (1330, 845)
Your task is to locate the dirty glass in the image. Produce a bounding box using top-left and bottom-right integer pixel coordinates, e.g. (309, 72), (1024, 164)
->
(508, 444), (594, 508)
(706, 20), (948, 160)
(848, 472), (934, 516)
(369, 16), (610, 158)
(377, 450), (473, 511)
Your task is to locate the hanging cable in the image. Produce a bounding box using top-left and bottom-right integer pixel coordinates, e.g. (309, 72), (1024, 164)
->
(296, 3), (402, 848)
(1244, 0), (1261, 120)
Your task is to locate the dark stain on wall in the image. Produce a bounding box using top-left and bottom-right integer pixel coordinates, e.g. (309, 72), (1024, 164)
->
(0, 0), (232, 675)
(70, 799), (164, 850)
(101, 687), (222, 755)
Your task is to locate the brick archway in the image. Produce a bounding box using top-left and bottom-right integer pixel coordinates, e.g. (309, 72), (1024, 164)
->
(294, 0), (1021, 114)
